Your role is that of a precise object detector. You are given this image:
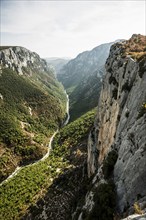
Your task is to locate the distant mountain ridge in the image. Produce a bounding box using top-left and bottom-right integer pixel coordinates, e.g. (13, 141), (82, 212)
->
(45, 57), (70, 74)
(58, 40), (121, 90)
(58, 40), (121, 121)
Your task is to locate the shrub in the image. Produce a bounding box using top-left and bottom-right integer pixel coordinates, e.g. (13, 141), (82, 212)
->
(103, 150), (118, 179)
(109, 75), (118, 86)
(0, 114), (24, 146)
(137, 102), (146, 119)
(134, 202), (143, 215)
(138, 55), (146, 78)
(125, 111), (129, 118)
(86, 181), (116, 220)
(108, 67), (113, 73)
(117, 60), (123, 68)
(112, 88), (118, 100)
(121, 81), (132, 92)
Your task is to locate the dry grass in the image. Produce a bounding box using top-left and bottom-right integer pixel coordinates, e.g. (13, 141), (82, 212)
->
(128, 51), (146, 60)
(121, 34), (146, 60)
(134, 202), (144, 215)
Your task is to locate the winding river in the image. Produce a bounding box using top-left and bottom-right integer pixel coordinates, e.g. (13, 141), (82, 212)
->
(0, 91), (70, 186)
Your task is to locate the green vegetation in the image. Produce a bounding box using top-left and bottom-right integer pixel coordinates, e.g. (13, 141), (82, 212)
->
(138, 54), (146, 78)
(69, 72), (101, 121)
(134, 202), (144, 215)
(109, 75), (118, 86)
(0, 157), (67, 220)
(53, 108), (96, 159)
(121, 81), (132, 92)
(0, 67), (66, 180)
(85, 181), (116, 220)
(0, 109), (96, 220)
(81, 150), (118, 220)
(102, 150), (118, 179)
(112, 88), (118, 100)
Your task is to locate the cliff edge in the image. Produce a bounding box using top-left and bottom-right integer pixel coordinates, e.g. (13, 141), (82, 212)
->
(78, 34), (146, 219)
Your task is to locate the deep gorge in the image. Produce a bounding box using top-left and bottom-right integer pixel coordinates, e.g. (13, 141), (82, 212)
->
(0, 34), (146, 220)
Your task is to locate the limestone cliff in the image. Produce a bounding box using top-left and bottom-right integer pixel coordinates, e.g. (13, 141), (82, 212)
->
(77, 34), (146, 219)
(0, 46), (50, 75)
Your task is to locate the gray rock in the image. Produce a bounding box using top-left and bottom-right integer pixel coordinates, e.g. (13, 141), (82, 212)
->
(87, 37), (146, 214)
(0, 46), (52, 76)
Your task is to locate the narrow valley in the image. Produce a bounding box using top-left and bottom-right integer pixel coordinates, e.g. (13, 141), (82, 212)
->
(0, 34), (146, 220)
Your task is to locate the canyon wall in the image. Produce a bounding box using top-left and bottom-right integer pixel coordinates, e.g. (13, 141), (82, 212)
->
(79, 34), (146, 219)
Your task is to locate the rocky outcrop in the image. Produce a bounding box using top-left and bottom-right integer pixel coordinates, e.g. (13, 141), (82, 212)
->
(0, 46), (50, 75)
(122, 213), (146, 220)
(77, 34), (146, 219)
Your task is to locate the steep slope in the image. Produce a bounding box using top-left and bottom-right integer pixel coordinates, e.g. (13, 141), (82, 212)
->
(74, 34), (146, 219)
(0, 109), (95, 220)
(58, 42), (116, 90)
(69, 67), (104, 121)
(0, 46), (66, 181)
(58, 41), (119, 121)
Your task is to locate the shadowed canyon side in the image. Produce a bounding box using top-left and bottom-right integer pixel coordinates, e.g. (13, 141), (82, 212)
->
(58, 41), (120, 121)
(76, 34), (146, 219)
(0, 46), (67, 182)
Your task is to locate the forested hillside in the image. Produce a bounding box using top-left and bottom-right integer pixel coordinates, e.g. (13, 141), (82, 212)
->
(0, 46), (67, 181)
(0, 109), (96, 220)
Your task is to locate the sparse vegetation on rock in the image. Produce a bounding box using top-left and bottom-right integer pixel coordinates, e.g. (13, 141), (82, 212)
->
(103, 150), (118, 179)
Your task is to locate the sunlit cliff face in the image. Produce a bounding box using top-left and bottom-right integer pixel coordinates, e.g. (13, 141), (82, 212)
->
(87, 34), (146, 213)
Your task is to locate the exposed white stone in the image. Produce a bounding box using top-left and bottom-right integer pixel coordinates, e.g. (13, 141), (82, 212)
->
(0, 93), (3, 99)
(56, 168), (61, 173)
(87, 41), (146, 213)
(28, 107), (32, 116)
(122, 214), (146, 220)
(0, 46), (50, 75)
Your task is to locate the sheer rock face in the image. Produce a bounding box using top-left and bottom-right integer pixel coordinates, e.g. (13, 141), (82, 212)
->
(87, 35), (146, 212)
(0, 46), (49, 75)
(58, 42), (113, 89)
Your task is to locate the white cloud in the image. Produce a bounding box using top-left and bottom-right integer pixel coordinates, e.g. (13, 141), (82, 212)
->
(1, 0), (145, 58)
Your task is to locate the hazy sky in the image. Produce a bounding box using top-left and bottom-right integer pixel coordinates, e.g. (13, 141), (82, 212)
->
(1, 0), (145, 58)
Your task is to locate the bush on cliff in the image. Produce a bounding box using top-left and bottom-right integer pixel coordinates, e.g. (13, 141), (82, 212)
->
(102, 150), (118, 179)
(85, 181), (116, 220)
